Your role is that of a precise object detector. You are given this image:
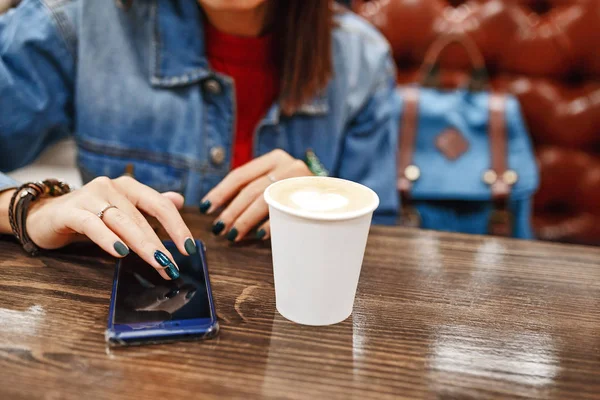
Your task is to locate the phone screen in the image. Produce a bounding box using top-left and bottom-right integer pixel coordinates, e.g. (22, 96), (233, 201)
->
(113, 241), (212, 327)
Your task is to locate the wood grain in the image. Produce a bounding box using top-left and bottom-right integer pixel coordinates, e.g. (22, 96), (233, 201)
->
(1, 209), (599, 400)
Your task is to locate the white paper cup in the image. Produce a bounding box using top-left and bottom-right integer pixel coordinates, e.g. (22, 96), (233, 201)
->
(264, 176), (380, 326)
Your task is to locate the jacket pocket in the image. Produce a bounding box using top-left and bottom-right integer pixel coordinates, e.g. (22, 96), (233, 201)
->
(77, 147), (188, 194)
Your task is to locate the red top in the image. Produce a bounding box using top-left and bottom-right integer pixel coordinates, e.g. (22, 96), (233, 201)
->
(205, 23), (280, 169)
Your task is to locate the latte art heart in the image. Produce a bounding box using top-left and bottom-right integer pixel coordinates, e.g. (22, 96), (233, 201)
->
(290, 189), (350, 212)
(266, 176), (378, 217)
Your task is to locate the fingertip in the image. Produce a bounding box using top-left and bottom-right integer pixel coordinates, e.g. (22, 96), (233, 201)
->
(165, 265), (180, 280)
(153, 249), (180, 280)
(256, 223), (270, 240)
(199, 199), (212, 214)
(158, 262), (179, 280)
(212, 220), (226, 236)
(113, 241), (130, 257)
(256, 228), (267, 240)
(226, 228), (238, 242)
(184, 237), (197, 256)
(158, 269), (172, 280)
(165, 251), (179, 270)
(173, 242), (190, 258)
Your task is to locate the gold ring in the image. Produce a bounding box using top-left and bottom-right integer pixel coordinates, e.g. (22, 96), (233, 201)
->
(97, 204), (118, 219)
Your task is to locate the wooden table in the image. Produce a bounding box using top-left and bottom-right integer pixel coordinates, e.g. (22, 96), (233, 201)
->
(1, 211), (599, 400)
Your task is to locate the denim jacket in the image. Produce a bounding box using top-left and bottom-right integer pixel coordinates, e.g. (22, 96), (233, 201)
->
(0, 0), (400, 223)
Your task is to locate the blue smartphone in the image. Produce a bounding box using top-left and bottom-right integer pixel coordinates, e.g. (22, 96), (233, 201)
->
(106, 240), (219, 346)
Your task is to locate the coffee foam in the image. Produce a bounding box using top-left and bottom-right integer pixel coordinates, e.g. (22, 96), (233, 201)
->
(266, 177), (377, 217)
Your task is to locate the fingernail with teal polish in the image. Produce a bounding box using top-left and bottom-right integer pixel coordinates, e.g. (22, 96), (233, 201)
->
(226, 228), (238, 242)
(184, 238), (197, 255)
(199, 200), (211, 214)
(164, 265), (180, 280)
(154, 250), (180, 280)
(114, 241), (129, 256)
(256, 229), (266, 240)
(212, 220), (225, 235)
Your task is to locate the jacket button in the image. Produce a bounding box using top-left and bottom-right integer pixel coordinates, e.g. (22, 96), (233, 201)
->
(210, 146), (226, 166)
(204, 79), (221, 95)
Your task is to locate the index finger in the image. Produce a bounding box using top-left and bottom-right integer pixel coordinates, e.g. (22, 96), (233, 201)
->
(200, 149), (291, 214)
(112, 177), (196, 257)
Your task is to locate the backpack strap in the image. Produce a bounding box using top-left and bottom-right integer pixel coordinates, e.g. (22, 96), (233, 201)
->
(397, 87), (422, 227)
(487, 94), (517, 237)
(397, 87), (420, 195)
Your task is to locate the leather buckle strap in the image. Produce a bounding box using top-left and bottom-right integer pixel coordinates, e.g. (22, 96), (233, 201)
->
(487, 94), (514, 237)
(397, 87), (421, 227)
(397, 87), (420, 196)
(488, 94), (510, 203)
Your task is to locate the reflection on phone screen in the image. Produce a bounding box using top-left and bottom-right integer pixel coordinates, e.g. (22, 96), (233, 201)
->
(114, 242), (211, 328)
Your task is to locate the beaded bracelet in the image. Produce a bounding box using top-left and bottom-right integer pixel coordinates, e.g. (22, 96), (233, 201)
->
(8, 179), (71, 256)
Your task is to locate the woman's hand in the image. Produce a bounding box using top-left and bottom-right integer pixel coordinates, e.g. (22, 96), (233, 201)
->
(25, 176), (196, 280)
(200, 149), (313, 242)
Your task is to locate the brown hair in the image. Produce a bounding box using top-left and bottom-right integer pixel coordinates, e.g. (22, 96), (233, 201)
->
(273, 0), (334, 115)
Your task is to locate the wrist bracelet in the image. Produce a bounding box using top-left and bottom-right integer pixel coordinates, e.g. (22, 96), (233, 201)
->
(8, 179), (72, 256)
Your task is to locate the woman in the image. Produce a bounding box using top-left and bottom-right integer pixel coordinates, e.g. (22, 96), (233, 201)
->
(0, 0), (398, 280)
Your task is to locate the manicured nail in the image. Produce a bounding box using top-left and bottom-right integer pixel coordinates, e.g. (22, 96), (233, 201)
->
(184, 238), (197, 255)
(226, 228), (238, 242)
(212, 220), (225, 235)
(199, 200), (211, 214)
(113, 241), (129, 257)
(256, 229), (266, 240)
(154, 250), (180, 280)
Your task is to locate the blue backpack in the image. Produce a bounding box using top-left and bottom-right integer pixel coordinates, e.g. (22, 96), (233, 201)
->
(397, 34), (539, 239)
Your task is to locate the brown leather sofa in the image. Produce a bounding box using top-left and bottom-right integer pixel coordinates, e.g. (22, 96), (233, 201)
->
(353, 0), (600, 245)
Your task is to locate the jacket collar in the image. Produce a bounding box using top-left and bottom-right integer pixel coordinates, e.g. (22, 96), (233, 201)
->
(149, 0), (211, 87)
(148, 0), (328, 116)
